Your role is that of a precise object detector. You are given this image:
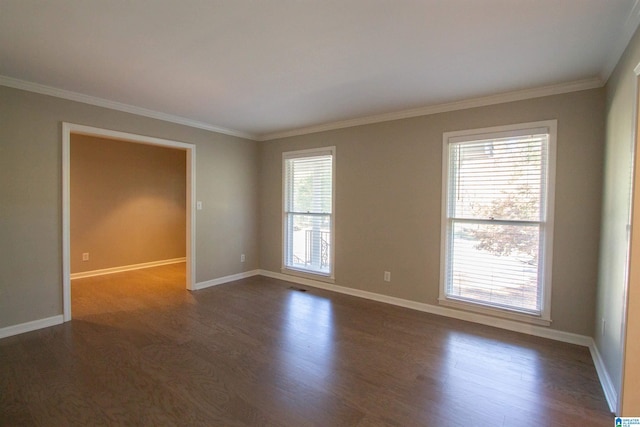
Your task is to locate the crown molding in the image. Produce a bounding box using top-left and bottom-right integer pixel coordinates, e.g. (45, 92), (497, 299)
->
(602, 0), (640, 82)
(0, 75), (257, 140)
(2, 74), (605, 143)
(258, 77), (604, 141)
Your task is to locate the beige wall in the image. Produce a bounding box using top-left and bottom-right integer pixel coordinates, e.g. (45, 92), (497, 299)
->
(260, 89), (605, 336)
(602, 24), (640, 415)
(70, 135), (186, 273)
(596, 26), (640, 406)
(0, 85), (259, 328)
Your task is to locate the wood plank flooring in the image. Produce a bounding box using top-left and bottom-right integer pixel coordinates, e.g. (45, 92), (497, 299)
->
(0, 264), (613, 426)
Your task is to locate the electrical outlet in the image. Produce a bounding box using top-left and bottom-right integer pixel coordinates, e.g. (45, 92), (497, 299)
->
(384, 271), (391, 282)
(241, 254), (245, 263)
(196, 201), (203, 210)
(82, 253), (89, 262)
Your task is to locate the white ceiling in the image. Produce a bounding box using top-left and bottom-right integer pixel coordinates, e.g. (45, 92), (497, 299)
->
(1, 1), (639, 140)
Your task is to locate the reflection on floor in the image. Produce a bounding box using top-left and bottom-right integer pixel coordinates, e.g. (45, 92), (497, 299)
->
(0, 264), (612, 425)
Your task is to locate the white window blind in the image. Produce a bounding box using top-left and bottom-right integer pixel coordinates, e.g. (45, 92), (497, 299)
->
(441, 123), (555, 319)
(283, 148), (334, 276)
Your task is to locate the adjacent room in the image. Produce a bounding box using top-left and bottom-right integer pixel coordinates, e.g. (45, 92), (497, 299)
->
(2, 0), (640, 424)
(69, 134), (188, 316)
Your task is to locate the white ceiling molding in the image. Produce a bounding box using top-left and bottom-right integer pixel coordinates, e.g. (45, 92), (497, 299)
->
(258, 78), (604, 141)
(0, 75), (257, 141)
(602, 0), (640, 81)
(2, 74), (604, 143)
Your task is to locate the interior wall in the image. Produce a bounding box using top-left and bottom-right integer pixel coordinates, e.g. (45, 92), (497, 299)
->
(596, 25), (640, 404)
(622, 98), (640, 413)
(70, 134), (186, 274)
(0, 85), (259, 328)
(259, 88), (605, 336)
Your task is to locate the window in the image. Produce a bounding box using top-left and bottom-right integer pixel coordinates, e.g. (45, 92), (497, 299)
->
(283, 147), (335, 278)
(440, 121), (556, 324)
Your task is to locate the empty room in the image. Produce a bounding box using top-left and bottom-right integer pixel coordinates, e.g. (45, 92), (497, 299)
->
(2, 1), (640, 425)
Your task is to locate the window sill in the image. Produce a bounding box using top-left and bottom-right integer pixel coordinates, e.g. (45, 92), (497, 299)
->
(438, 297), (552, 327)
(281, 267), (335, 284)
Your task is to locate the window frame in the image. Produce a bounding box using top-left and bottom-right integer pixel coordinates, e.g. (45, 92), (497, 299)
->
(439, 120), (557, 325)
(282, 146), (336, 282)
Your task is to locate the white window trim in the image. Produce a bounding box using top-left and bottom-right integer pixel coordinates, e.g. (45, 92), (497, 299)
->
(282, 146), (336, 282)
(439, 120), (557, 326)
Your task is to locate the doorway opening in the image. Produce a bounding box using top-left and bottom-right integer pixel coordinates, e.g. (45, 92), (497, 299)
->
(62, 123), (196, 321)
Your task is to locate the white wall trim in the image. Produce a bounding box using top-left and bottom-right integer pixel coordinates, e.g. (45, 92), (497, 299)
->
(0, 75), (255, 140)
(258, 78), (603, 141)
(194, 270), (260, 290)
(258, 270), (591, 347)
(70, 258), (186, 280)
(589, 339), (619, 414)
(62, 124), (71, 321)
(1, 74), (604, 143)
(0, 315), (64, 339)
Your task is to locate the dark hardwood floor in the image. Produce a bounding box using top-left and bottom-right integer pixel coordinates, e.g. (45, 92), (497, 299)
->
(1, 264), (613, 426)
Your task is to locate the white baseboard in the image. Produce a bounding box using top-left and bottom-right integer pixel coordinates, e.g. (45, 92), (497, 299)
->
(194, 269), (260, 290)
(0, 315), (64, 339)
(259, 269), (592, 347)
(589, 339), (618, 414)
(70, 257), (186, 279)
